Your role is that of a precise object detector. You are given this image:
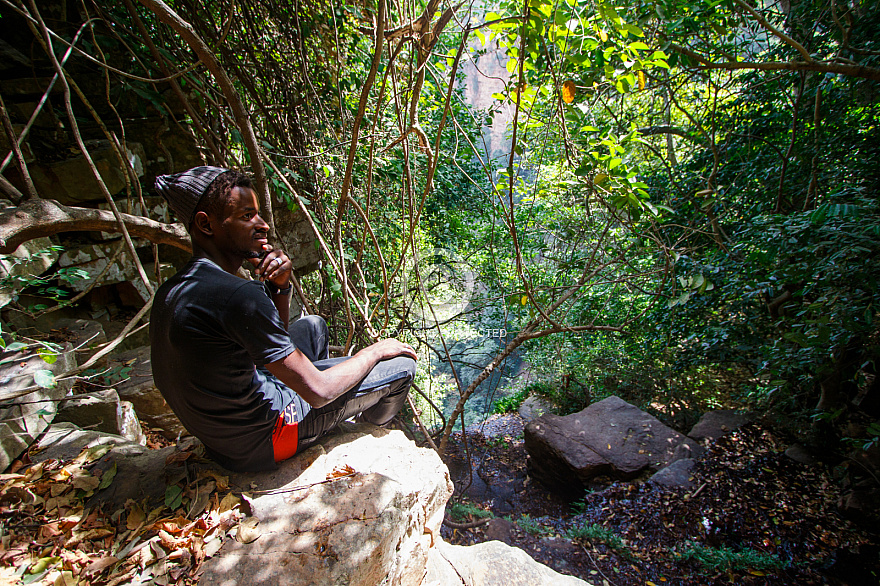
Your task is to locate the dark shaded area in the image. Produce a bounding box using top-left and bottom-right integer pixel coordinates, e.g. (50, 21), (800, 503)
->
(442, 417), (879, 585)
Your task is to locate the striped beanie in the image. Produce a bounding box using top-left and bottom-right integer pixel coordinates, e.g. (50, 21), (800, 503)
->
(154, 166), (230, 227)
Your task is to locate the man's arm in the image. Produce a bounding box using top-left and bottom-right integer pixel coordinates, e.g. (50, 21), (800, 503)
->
(265, 339), (417, 408)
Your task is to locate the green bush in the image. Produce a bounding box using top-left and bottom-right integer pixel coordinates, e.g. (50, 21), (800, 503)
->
(677, 542), (788, 573)
(491, 387), (530, 414)
(446, 501), (492, 522)
(565, 523), (627, 552)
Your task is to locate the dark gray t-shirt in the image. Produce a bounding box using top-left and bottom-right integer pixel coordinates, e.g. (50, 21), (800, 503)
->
(150, 257), (295, 471)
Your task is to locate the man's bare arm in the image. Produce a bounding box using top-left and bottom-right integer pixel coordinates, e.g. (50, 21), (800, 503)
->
(265, 339), (417, 408)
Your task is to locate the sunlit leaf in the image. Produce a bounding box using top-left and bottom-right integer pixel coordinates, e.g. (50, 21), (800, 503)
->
(561, 80), (576, 103)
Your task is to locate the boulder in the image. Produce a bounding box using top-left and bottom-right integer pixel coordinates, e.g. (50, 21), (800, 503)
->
(31, 423), (180, 509)
(524, 396), (703, 491)
(687, 410), (751, 443)
(0, 236), (58, 308)
(57, 241), (172, 302)
(31, 422), (586, 586)
(108, 345), (187, 439)
(0, 343), (74, 471)
(649, 458), (696, 490)
(51, 318), (107, 366)
(54, 388), (146, 445)
(200, 426), (453, 586)
(517, 396), (553, 421)
(424, 540), (590, 586)
(27, 140), (146, 205)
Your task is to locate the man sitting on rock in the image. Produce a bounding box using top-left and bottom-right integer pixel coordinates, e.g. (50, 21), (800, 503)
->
(150, 166), (417, 472)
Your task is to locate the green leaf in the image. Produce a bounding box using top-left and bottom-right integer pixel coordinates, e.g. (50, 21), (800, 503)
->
(6, 341), (26, 352)
(37, 347), (57, 364)
(98, 462), (117, 490)
(33, 369), (56, 389)
(165, 485), (183, 510)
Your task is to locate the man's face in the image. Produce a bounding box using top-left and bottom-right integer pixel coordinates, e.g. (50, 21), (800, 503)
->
(214, 186), (269, 258)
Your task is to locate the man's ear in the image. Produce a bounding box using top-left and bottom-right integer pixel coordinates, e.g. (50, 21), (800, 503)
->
(192, 211), (214, 237)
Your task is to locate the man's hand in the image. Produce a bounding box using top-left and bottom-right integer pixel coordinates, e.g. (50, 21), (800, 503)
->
(248, 244), (291, 289)
(365, 338), (418, 362)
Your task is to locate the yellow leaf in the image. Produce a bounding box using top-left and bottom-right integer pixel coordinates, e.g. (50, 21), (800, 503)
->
(561, 80), (576, 103)
(219, 492), (241, 514)
(599, 30), (608, 42)
(594, 173), (609, 185)
(127, 504), (146, 531)
(638, 70), (646, 90)
(521, 295), (528, 305)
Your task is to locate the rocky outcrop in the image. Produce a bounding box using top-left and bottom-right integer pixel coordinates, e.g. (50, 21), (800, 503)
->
(108, 345), (187, 439)
(31, 420), (591, 586)
(524, 396), (703, 491)
(201, 426), (452, 586)
(687, 410), (751, 443)
(0, 343), (74, 471)
(55, 388), (146, 446)
(425, 540), (589, 586)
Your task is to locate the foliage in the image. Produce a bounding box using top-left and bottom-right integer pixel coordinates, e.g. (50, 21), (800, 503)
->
(509, 513), (549, 536)
(0, 247), (88, 313)
(447, 501), (493, 522)
(565, 522), (627, 553)
(676, 541), (788, 574)
(491, 387), (530, 414)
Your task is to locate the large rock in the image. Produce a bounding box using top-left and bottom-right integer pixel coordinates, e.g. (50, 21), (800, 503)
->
(524, 396), (703, 491)
(0, 343), (74, 471)
(31, 423), (180, 509)
(54, 388), (146, 445)
(57, 241), (173, 302)
(201, 426), (452, 586)
(31, 422), (587, 586)
(687, 410), (751, 443)
(424, 540), (589, 586)
(0, 236), (58, 308)
(27, 140), (146, 204)
(108, 345), (187, 439)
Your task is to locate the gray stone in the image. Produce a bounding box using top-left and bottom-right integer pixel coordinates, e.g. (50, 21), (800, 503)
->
(96, 196), (170, 240)
(524, 396), (703, 491)
(28, 141), (146, 204)
(54, 389), (146, 446)
(108, 346), (187, 439)
(201, 426), (453, 586)
(0, 39), (31, 71)
(649, 458), (696, 489)
(275, 207), (322, 275)
(518, 396), (553, 421)
(119, 401), (146, 445)
(51, 318), (107, 366)
(424, 540), (590, 586)
(57, 241), (171, 302)
(0, 343), (74, 471)
(31, 423), (178, 509)
(0, 236), (58, 308)
(688, 410), (751, 443)
(784, 444), (821, 466)
(482, 518), (516, 544)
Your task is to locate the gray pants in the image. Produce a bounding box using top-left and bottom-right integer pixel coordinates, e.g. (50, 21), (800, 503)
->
(285, 315), (416, 448)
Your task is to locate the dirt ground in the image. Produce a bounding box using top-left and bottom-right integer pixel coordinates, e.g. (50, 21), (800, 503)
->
(439, 415), (879, 585)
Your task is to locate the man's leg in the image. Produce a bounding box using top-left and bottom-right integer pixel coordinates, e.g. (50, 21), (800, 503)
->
(297, 355), (416, 449)
(288, 315), (330, 362)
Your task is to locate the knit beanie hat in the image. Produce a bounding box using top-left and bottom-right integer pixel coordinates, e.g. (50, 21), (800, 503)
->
(154, 166), (230, 227)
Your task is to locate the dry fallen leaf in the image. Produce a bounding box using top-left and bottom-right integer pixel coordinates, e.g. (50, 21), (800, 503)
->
(327, 464), (356, 480)
(235, 517), (261, 544)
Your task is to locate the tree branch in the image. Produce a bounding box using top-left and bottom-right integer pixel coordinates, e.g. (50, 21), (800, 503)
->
(0, 199), (190, 254)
